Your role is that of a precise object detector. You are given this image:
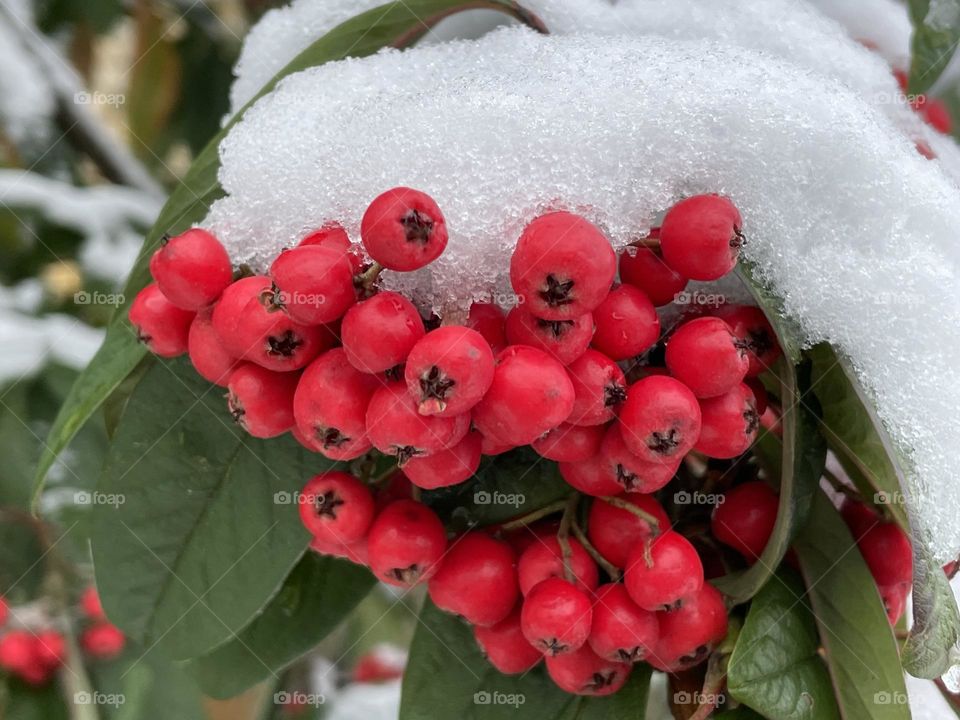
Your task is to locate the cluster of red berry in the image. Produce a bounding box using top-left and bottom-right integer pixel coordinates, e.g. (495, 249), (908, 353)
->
(129, 186), (799, 695)
(0, 588), (125, 686)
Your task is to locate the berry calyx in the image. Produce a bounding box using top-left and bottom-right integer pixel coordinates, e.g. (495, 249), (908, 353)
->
(268, 245), (357, 325)
(404, 326), (495, 416)
(474, 609), (543, 674)
(532, 423), (605, 463)
(129, 283), (195, 358)
(188, 309), (238, 387)
(588, 494), (669, 569)
(619, 244), (688, 307)
(472, 345), (575, 445)
(588, 583), (658, 663)
(226, 363), (299, 438)
(545, 644), (631, 696)
(598, 424), (679, 494)
(298, 471), (375, 544)
(367, 500), (447, 586)
(341, 291), (426, 373)
(428, 533), (519, 626)
(712, 305), (781, 378)
(510, 212), (616, 320)
(618, 375), (702, 464)
(521, 577), (593, 656)
(504, 306), (594, 365)
(402, 431), (482, 489)
(361, 187), (448, 271)
(517, 536), (599, 595)
(293, 348), (379, 460)
(650, 583), (727, 672)
(711, 481), (778, 561)
(366, 382), (467, 464)
(150, 228), (232, 310)
(565, 349), (627, 426)
(665, 317), (749, 398)
(694, 383), (760, 459)
(624, 530), (704, 611)
(659, 194), (744, 281)
(590, 285), (660, 361)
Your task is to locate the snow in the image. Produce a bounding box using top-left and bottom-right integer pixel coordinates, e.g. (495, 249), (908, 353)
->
(207, 28), (960, 565)
(0, 2), (55, 147)
(805, 0), (912, 70)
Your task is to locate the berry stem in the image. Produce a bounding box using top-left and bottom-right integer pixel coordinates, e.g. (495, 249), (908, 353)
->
(498, 498), (571, 530)
(570, 520), (621, 581)
(821, 467), (862, 503)
(599, 496), (662, 534)
(688, 652), (728, 720)
(355, 261), (384, 295)
(628, 236), (661, 250)
(556, 495), (580, 584)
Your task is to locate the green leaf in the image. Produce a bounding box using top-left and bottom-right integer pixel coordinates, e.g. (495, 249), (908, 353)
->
(908, 0), (960, 94)
(194, 553), (375, 699)
(792, 492), (910, 719)
(903, 541), (960, 679)
(422, 446), (572, 527)
(807, 343), (907, 527)
(727, 570), (840, 719)
(91, 358), (335, 660)
(400, 599), (650, 720)
(0, 678), (69, 720)
(31, 0), (548, 508)
(736, 262), (804, 364)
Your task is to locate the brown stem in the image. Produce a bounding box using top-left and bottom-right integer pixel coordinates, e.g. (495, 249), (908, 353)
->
(498, 498), (569, 530)
(355, 261), (384, 295)
(821, 468), (861, 502)
(557, 495), (579, 583)
(571, 521), (620, 581)
(688, 652), (728, 720)
(628, 236), (661, 250)
(600, 496), (662, 534)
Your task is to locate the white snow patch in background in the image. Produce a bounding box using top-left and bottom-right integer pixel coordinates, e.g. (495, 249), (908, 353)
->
(0, 3), (55, 147)
(806, 0), (912, 69)
(208, 29), (960, 562)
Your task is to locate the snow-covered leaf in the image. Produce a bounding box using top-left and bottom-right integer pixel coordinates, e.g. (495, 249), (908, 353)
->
(908, 0), (960, 93)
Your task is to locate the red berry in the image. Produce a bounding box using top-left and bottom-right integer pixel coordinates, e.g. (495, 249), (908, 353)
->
(361, 187), (448, 271)
(81, 622), (126, 660)
(80, 587), (104, 620)
(588, 495), (669, 569)
(466, 302), (507, 354)
(619, 375), (701, 463)
(474, 608), (542, 674)
(226, 364), (299, 438)
(665, 317), (749, 398)
(521, 577), (593, 655)
(367, 500), (447, 586)
(269, 245), (357, 325)
(366, 382), (467, 464)
(309, 534), (369, 566)
(341, 292), (425, 373)
(650, 583), (727, 672)
(472, 345), (575, 445)
(504, 307), (594, 365)
(565, 350), (627, 426)
(922, 97), (953, 134)
(859, 521), (913, 588)
(545, 643), (630, 695)
(660, 195), (744, 281)
(695, 383), (759, 459)
(619, 245), (688, 306)
(532, 423), (604, 462)
(879, 583), (909, 625)
(559, 454), (624, 497)
(352, 648), (405, 683)
(129, 283), (194, 357)
(0, 631), (36, 673)
(590, 285), (660, 361)
(588, 584), (658, 662)
(712, 305), (781, 377)
(293, 348), (379, 460)
(711, 482), (778, 561)
(624, 530), (704, 611)
(299, 224), (363, 273)
(298, 472), (375, 544)
(479, 433), (517, 456)
(840, 498), (880, 539)
(745, 378), (769, 414)
(211, 276), (265, 347)
(510, 212), (616, 320)
(0, 597), (7, 627)
(150, 228), (232, 310)
(188, 309), (238, 386)
(402, 431), (482, 489)
(429, 533), (518, 626)
(34, 631), (65, 669)
(598, 424), (679, 494)
(404, 326), (495, 416)
(517, 536), (599, 595)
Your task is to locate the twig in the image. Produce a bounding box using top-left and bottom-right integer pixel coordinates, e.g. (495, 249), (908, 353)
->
(498, 498), (569, 530)
(570, 521), (620, 581)
(557, 495), (579, 583)
(600, 496), (662, 533)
